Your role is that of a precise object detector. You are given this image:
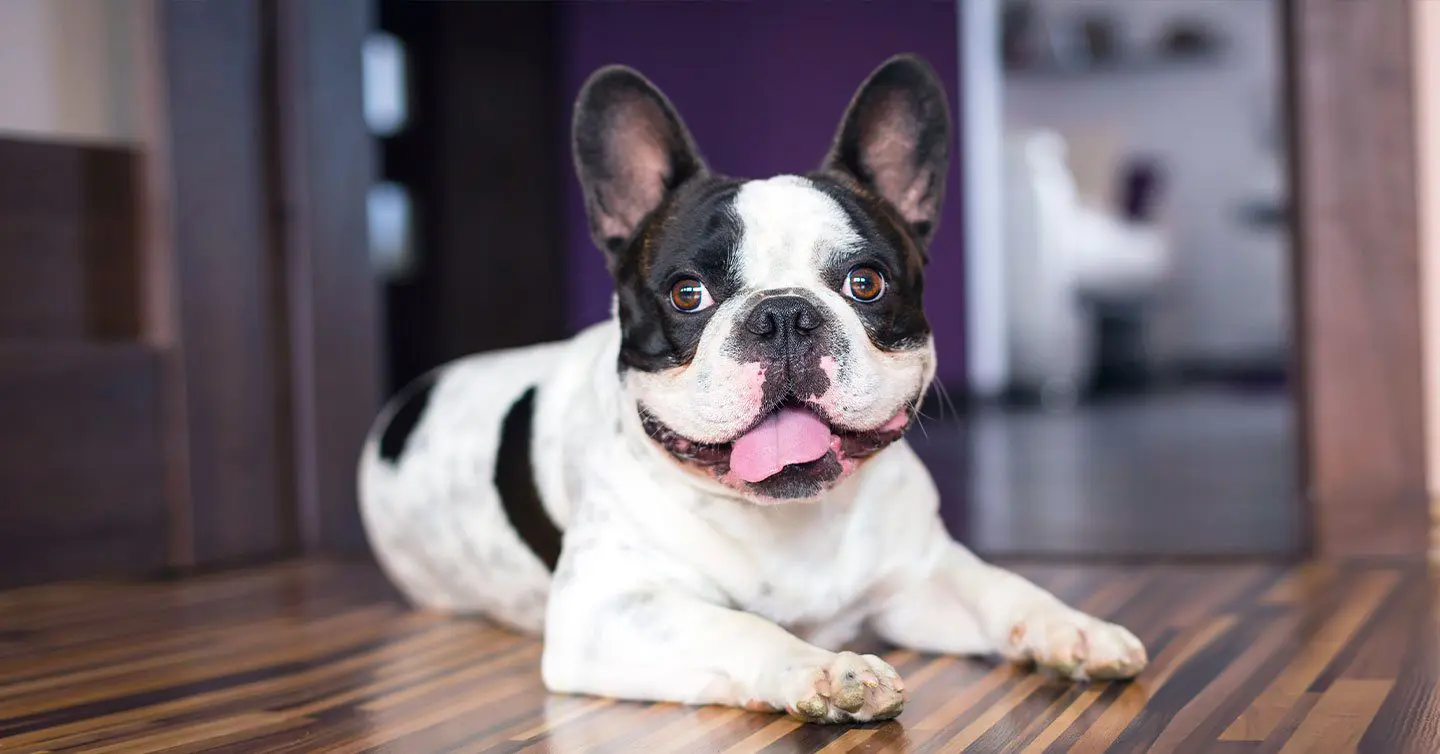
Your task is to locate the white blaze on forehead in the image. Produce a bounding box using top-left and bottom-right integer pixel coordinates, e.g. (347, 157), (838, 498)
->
(731, 176), (863, 289)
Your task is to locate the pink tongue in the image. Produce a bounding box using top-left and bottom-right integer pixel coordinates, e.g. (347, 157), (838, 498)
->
(729, 406), (834, 483)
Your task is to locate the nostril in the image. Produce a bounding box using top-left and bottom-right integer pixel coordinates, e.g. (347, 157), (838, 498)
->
(794, 307), (822, 333)
(746, 309), (779, 338)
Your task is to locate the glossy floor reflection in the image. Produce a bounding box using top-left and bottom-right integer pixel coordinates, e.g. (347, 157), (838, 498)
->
(2, 558), (1435, 752)
(910, 388), (1300, 558)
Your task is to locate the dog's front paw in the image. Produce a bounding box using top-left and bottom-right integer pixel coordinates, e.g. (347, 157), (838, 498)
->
(772, 651), (905, 724)
(1005, 607), (1147, 681)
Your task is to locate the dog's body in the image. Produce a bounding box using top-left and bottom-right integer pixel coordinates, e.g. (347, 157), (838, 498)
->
(359, 56), (1146, 724)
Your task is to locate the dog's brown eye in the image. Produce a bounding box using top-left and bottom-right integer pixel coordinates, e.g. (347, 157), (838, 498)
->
(670, 278), (713, 312)
(844, 267), (885, 302)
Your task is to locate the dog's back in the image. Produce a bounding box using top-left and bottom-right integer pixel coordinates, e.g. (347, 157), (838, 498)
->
(357, 322), (617, 632)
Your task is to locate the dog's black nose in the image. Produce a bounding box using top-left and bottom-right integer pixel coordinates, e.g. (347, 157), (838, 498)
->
(744, 295), (826, 341)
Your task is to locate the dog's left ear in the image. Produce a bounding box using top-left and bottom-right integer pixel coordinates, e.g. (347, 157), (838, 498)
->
(822, 55), (951, 245)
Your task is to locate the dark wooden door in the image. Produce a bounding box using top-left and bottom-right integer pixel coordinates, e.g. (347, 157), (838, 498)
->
(155, 0), (383, 559)
(377, 0), (570, 394)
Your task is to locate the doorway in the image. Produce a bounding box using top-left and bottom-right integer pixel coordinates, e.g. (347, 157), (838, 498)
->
(329, 0), (1425, 562)
(913, 0), (1302, 558)
(373, 1), (569, 396)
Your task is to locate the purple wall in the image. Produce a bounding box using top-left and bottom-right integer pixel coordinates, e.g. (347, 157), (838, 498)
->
(557, 1), (965, 385)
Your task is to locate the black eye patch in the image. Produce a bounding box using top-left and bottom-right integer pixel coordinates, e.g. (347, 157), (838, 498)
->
(804, 174), (932, 352)
(614, 177), (747, 373)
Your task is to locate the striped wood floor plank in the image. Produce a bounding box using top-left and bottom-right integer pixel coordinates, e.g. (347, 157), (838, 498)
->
(0, 559), (1436, 753)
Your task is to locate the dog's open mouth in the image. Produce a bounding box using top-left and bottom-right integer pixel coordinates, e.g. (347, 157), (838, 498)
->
(639, 400), (910, 496)
(728, 404), (834, 483)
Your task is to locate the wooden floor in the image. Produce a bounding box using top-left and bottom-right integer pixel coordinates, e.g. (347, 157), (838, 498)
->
(0, 559), (1436, 753)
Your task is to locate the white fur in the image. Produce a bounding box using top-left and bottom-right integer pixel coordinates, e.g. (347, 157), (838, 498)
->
(731, 175), (864, 289)
(359, 320), (1147, 725)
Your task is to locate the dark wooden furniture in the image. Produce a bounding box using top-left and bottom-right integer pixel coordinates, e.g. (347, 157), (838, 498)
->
(0, 2), (382, 588)
(0, 139), (166, 586)
(0, 343), (164, 586)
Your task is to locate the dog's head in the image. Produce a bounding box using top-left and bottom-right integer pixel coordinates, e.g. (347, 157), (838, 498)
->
(574, 55), (949, 503)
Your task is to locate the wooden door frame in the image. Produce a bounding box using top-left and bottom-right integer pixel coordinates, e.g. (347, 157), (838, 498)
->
(149, 0), (299, 568)
(147, 0), (1433, 563)
(1284, 0), (1431, 556)
(266, 0), (382, 554)
(146, 0), (379, 568)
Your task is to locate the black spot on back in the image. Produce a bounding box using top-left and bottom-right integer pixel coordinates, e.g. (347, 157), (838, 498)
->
(377, 373), (438, 463)
(496, 387), (563, 571)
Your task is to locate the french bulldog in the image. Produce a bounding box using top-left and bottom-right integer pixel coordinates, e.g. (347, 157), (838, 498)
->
(358, 54), (1146, 724)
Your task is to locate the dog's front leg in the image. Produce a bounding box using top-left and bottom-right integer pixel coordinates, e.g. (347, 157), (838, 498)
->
(543, 585), (905, 723)
(873, 536), (1147, 681)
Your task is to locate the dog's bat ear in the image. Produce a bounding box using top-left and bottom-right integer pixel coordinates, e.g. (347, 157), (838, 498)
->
(573, 65), (707, 263)
(821, 55), (951, 245)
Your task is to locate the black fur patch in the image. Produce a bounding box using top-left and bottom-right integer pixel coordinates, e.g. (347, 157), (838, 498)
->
(613, 176), (747, 373)
(573, 66), (708, 256)
(804, 173), (933, 353)
(495, 387), (563, 571)
(377, 373), (438, 463)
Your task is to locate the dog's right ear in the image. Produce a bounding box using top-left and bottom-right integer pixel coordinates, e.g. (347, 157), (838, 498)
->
(573, 66), (707, 264)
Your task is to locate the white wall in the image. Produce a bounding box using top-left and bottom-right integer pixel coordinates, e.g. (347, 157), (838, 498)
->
(961, 0), (1010, 397)
(1005, 0), (1288, 365)
(0, 0), (144, 143)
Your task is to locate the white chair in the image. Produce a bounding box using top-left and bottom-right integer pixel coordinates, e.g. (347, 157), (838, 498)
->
(1002, 130), (1171, 402)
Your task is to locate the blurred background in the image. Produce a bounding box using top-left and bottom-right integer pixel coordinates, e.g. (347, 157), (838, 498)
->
(15, 0), (1419, 589)
(374, 0), (1298, 559)
(960, 0), (1297, 559)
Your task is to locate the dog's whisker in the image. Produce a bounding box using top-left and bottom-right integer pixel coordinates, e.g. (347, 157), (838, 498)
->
(933, 380), (960, 421)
